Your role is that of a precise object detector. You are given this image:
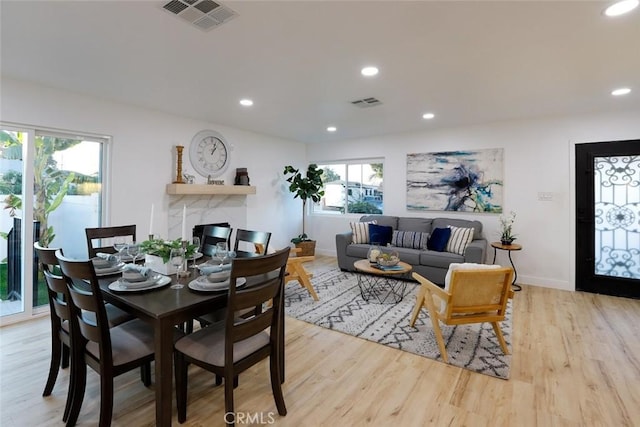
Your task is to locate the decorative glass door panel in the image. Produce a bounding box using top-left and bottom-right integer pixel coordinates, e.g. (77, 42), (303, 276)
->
(594, 155), (640, 279)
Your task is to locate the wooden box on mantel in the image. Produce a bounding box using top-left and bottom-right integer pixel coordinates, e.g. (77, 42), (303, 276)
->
(165, 184), (256, 195)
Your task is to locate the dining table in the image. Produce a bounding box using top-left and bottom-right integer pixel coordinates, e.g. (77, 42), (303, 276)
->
(97, 254), (283, 427)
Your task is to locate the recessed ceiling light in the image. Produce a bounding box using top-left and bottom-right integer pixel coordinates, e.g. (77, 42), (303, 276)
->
(327, 126), (337, 132)
(361, 66), (379, 77)
(604, 0), (639, 16)
(239, 99), (253, 106)
(422, 113), (435, 120)
(611, 87), (632, 96)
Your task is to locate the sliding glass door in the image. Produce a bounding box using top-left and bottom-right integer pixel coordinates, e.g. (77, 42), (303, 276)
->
(0, 125), (106, 322)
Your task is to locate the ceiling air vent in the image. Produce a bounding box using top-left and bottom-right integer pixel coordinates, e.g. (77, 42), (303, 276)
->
(162, 0), (237, 32)
(351, 97), (383, 108)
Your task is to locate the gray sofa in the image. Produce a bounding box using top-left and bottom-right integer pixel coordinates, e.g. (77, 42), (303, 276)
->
(336, 215), (487, 285)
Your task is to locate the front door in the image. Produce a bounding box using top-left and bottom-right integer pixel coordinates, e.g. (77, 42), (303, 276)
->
(575, 139), (639, 299)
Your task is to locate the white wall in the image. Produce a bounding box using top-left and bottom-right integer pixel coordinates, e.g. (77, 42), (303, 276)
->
(4, 76), (639, 291)
(0, 77), (306, 254)
(307, 111), (640, 291)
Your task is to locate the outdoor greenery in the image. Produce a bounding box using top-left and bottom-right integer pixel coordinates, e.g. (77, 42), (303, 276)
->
(348, 200), (383, 214)
(0, 131), (80, 246)
(0, 263), (48, 306)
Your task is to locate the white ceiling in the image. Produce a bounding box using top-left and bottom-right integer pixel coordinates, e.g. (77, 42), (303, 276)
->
(1, 0), (639, 144)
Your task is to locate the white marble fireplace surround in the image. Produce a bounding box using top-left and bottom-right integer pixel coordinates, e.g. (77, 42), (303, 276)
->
(167, 195), (248, 241)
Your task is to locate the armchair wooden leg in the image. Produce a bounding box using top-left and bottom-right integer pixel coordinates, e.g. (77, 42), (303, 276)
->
(429, 312), (448, 363)
(409, 286), (427, 327)
(491, 322), (510, 355)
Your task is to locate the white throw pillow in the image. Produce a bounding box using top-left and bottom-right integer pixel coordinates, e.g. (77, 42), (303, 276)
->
(446, 225), (475, 255)
(350, 221), (377, 244)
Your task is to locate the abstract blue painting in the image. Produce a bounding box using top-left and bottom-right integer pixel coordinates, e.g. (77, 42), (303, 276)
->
(406, 149), (503, 212)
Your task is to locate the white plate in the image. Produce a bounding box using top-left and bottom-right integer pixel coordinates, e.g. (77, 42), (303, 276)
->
(108, 275), (172, 292)
(94, 262), (126, 276)
(188, 276), (246, 292)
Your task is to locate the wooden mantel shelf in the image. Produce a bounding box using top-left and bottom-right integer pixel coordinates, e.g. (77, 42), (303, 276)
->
(166, 184), (256, 195)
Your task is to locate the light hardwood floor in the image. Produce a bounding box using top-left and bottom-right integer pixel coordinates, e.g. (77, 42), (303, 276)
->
(1, 255), (639, 426)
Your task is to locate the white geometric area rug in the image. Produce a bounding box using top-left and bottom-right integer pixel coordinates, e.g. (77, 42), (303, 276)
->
(284, 268), (512, 379)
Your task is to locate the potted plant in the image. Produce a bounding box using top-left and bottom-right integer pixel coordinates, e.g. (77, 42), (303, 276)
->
(498, 210), (517, 245)
(139, 238), (198, 274)
(283, 164), (324, 256)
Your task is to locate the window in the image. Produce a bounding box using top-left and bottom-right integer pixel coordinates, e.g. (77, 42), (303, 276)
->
(314, 160), (384, 215)
(0, 125), (107, 322)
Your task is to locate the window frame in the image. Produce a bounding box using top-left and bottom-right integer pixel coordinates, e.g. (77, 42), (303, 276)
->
(312, 158), (384, 217)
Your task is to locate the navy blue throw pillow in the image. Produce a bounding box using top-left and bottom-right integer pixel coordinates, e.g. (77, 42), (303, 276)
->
(368, 224), (393, 246)
(427, 227), (452, 252)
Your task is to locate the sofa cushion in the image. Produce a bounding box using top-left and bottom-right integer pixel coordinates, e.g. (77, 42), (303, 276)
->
(369, 224), (393, 246)
(351, 221), (377, 244)
(360, 215), (399, 229)
(391, 230), (429, 249)
(433, 218), (483, 239)
(446, 225), (475, 255)
(427, 227), (451, 252)
(346, 243), (374, 259)
(398, 217), (432, 232)
(391, 247), (422, 265)
(420, 250), (465, 269)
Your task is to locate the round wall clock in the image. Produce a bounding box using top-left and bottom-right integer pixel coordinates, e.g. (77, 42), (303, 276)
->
(189, 130), (231, 178)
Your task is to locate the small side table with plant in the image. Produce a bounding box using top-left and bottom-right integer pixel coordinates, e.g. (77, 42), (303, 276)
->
(493, 210), (522, 290)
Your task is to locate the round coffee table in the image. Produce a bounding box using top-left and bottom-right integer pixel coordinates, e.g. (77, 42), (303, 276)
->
(353, 259), (413, 303)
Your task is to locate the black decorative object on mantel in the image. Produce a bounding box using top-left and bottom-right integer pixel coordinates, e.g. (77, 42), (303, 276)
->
(235, 168), (250, 185)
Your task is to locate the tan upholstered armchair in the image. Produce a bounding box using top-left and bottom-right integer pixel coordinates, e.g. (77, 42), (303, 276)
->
(409, 265), (514, 363)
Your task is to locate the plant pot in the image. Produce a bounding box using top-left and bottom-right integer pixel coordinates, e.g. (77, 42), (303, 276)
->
(295, 240), (316, 257)
(144, 254), (178, 275)
(501, 239), (515, 246)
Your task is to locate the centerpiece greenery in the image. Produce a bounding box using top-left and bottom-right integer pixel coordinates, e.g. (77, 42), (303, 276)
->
(140, 238), (197, 263)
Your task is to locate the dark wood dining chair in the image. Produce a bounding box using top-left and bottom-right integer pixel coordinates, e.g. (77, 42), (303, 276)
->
(200, 225), (233, 256)
(233, 229), (271, 257)
(34, 243), (74, 422)
(85, 225), (136, 258)
(174, 247), (290, 425)
(35, 243), (135, 424)
(56, 250), (155, 427)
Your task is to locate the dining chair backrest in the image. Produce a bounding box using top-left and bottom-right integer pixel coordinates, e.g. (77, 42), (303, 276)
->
(193, 222), (230, 241)
(200, 225), (233, 256)
(226, 246), (290, 340)
(85, 225), (136, 258)
(233, 229), (271, 255)
(55, 251), (113, 364)
(35, 243), (70, 330)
